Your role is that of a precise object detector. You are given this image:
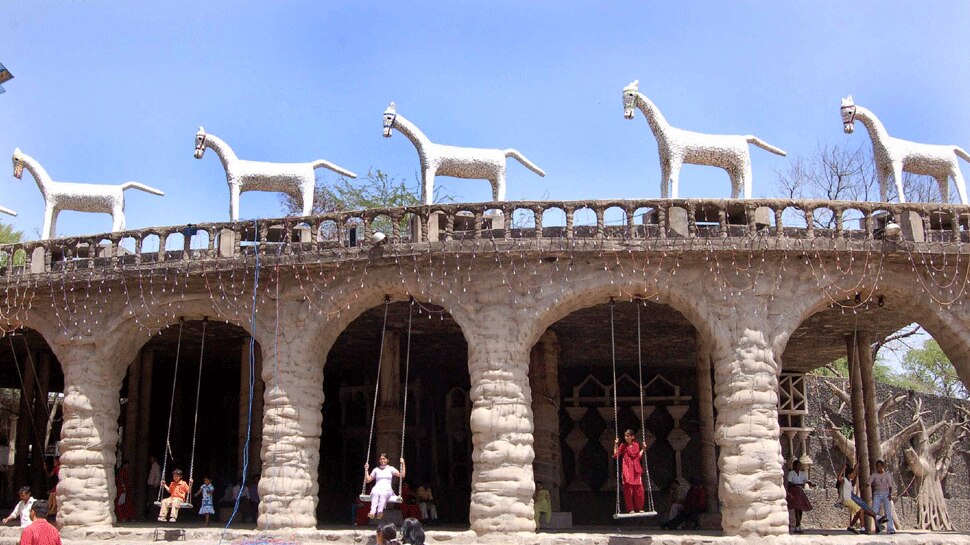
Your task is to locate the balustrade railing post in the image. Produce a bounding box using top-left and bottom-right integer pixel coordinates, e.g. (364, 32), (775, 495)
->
(533, 207), (543, 239)
(595, 206), (605, 238)
(565, 208), (575, 240)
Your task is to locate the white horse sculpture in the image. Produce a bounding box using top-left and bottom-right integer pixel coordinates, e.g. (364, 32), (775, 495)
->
(12, 148), (164, 240)
(622, 80), (787, 199)
(841, 96), (969, 204)
(382, 102), (546, 205)
(193, 127), (357, 221)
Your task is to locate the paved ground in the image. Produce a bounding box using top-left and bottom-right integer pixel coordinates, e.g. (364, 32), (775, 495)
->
(2, 525), (970, 544)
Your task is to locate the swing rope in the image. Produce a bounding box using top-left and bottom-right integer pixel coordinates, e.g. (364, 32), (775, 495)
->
(636, 301), (656, 513)
(397, 298), (414, 499)
(610, 298), (621, 516)
(185, 317), (208, 504)
(361, 296), (391, 498)
(157, 318), (185, 504)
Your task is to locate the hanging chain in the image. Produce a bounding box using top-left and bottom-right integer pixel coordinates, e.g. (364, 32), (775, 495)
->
(398, 298), (414, 498)
(362, 296), (391, 496)
(187, 317), (207, 491)
(158, 318), (184, 502)
(610, 298), (621, 516)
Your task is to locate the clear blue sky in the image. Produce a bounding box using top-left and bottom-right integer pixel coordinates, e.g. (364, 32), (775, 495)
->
(1, 1), (969, 239)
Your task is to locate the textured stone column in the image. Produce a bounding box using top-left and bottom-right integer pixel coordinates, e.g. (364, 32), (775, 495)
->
(467, 324), (535, 534)
(257, 332), (323, 529)
(713, 325), (787, 536)
(376, 331), (403, 461)
(529, 330), (562, 511)
(694, 334), (718, 508)
(58, 344), (123, 528)
(238, 340), (250, 472)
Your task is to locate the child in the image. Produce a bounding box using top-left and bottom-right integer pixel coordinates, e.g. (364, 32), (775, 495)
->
(534, 482), (551, 528)
(613, 429), (647, 513)
(158, 469), (192, 523)
(195, 476), (215, 526)
(365, 453), (406, 520)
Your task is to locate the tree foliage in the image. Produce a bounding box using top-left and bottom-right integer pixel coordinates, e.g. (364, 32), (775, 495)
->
(279, 169), (434, 216)
(902, 339), (967, 399)
(0, 222), (23, 245)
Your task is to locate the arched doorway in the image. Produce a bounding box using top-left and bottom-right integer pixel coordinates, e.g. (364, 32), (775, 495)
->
(0, 329), (63, 509)
(318, 301), (471, 527)
(117, 319), (263, 523)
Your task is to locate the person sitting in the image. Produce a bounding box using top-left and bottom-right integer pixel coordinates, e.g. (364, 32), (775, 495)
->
(400, 482), (421, 521)
(376, 523), (401, 545)
(841, 464), (883, 534)
(662, 477), (706, 530)
(401, 517), (426, 545)
(534, 482), (552, 528)
(665, 478), (687, 525)
(158, 469), (192, 523)
(416, 483), (438, 524)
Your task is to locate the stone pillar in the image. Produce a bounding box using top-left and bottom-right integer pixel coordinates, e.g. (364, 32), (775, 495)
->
(529, 330), (562, 511)
(713, 325), (787, 536)
(856, 330), (881, 464)
(134, 348), (153, 517)
(31, 351), (52, 495)
(250, 349), (265, 476)
(258, 331), (322, 529)
(467, 324), (535, 534)
(695, 335), (718, 508)
(58, 345), (123, 528)
(238, 340), (253, 472)
(13, 349), (36, 489)
(376, 332), (403, 462)
(847, 333), (871, 512)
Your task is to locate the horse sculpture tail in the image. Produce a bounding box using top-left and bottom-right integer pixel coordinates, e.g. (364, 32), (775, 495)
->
(121, 182), (165, 196)
(312, 159), (357, 179)
(955, 147), (970, 163)
(746, 136), (787, 157)
(505, 149), (546, 177)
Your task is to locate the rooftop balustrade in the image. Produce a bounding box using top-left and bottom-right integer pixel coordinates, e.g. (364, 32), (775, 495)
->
(0, 198), (967, 279)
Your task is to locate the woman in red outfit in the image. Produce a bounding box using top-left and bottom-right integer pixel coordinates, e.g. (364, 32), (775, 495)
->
(613, 429), (647, 513)
(114, 461), (136, 522)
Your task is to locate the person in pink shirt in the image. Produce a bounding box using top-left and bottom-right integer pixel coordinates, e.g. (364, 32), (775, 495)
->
(868, 460), (896, 534)
(19, 500), (60, 545)
(613, 429), (647, 513)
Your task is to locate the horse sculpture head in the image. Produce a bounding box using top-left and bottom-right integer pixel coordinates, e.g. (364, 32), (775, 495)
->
(623, 80), (640, 120)
(11, 147), (25, 179)
(840, 96), (857, 134)
(383, 102), (397, 138)
(194, 126), (208, 159)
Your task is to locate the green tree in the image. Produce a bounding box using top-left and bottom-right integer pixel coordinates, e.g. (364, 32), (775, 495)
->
(902, 339), (967, 399)
(279, 169), (429, 216)
(0, 222), (23, 245)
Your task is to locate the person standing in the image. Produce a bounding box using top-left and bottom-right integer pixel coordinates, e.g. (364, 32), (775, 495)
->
(785, 459), (815, 533)
(18, 500), (60, 545)
(3, 487), (35, 527)
(534, 481), (552, 528)
(869, 460), (896, 535)
(115, 461), (135, 522)
(613, 429), (646, 513)
(146, 455), (161, 508)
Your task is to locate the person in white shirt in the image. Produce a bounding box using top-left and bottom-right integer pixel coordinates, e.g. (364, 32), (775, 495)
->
(365, 453), (406, 520)
(785, 460), (815, 533)
(3, 486), (35, 527)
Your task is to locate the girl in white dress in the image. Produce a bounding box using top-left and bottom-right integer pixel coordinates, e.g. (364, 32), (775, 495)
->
(365, 453), (407, 519)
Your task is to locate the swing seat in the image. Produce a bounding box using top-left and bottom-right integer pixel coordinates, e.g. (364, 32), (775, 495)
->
(613, 510), (658, 520)
(358, 494), (403, 504)
(153, 501), (193, 509)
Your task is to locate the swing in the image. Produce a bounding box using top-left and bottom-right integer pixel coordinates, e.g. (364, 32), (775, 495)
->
(154, 317), (207, 511)
(609, 298), (658, 519)
(359, 296), (413, 504)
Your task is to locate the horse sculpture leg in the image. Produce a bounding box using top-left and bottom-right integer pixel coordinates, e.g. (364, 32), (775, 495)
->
(112, 205), (126, 232)
(667, 159), (683, 199)
(301, 182), (315, 216)
(892, 163), (907, 203)
(741, 161), (753, 199)
(41, 204), (55, 240)
(422, 168), (436, 206)
(492, 172), (506, 202)
(951, 169), (968, 205)
(229, 183), (242, 222)
(936, 176), (950, 204)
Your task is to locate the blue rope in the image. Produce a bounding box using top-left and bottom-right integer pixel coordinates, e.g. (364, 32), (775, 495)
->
(220, 220), (260, 543)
